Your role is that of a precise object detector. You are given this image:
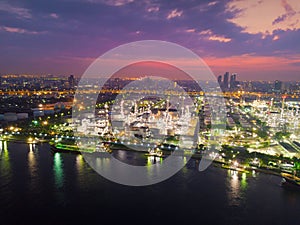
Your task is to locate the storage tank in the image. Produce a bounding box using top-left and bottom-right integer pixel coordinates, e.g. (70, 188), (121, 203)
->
(4, 112), (18, 121)
(33, 110), (45, 117)
(44, 109), (54, 115)
(17, 113), (29, 119)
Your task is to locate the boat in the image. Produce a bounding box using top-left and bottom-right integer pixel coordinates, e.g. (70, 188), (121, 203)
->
(281, 172), (300, 190)
(221, 163), (249, 173)
(95, 142), (112, 153)
(49, 141), (81, 154)
(145, 148), (164, 158)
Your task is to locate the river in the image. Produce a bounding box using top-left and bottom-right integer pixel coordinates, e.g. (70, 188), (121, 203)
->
(0, 141), (300, 225)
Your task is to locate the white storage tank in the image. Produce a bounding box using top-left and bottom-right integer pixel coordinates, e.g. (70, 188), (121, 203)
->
(17, 113), (29, 119)
(4, 112), (18, 121)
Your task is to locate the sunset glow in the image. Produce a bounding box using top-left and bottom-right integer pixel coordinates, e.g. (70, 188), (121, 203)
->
(0, 0), (299, 80)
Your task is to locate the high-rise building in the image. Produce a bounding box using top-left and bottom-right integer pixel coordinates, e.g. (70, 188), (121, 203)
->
(230, 73), (237, 90)
(217, 75), (222, 86)
(223, 72), (229, 90)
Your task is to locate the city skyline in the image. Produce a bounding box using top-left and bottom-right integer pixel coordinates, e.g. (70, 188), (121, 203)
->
(0, 0), (300, 81)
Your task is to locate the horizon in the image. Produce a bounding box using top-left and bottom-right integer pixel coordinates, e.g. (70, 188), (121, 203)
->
(1, 72), (299, 82)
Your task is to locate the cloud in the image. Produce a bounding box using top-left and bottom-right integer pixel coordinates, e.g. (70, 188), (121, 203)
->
(167, 9), (183, 20)
(185, 28), (196, 33)
(199, 29), (231, 43)
(208, 36), (231, 43)
(50, 13), (59, 19)
(273, 35), (280, 41)
(0, 2), (31, 19)
(147, 6), (159, 13)
(207, 1), (218, 7)
(272, 0), (296, 25)
(226, 0), (300, 35)
(0, 26), (45, 35)
(87, 0), (134, 6)
(199, 29), (213, 35)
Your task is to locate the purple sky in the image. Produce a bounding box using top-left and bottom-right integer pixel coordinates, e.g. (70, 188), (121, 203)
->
(0, 0), (300, 81)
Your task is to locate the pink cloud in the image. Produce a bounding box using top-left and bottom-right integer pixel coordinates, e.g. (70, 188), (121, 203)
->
(0, 26), (45, 34)
(0, 2), (31, 19)
(167, 9), (183, 20)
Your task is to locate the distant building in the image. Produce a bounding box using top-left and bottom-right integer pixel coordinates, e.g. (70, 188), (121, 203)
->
(274, 80), (282, 93)
(217, 75), (222, 86)
(282, 82), (290, 93)
(223, 72), (229, 90)
(230, 73), (237, 90)
(68, 75), (75, 88)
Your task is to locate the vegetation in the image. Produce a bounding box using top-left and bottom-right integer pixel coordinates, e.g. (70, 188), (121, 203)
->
(274, 131), (291, 140)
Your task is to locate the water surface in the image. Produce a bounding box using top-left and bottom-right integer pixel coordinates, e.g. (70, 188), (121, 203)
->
(0, 141), (300, 225)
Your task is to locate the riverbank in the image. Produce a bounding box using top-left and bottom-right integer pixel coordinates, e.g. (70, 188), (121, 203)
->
(48, 139), (286, 178)
(0, 135), (49, 144)
(0, 135), (291, 179)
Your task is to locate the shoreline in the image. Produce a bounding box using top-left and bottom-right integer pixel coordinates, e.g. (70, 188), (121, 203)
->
(0, 136), (286, 179)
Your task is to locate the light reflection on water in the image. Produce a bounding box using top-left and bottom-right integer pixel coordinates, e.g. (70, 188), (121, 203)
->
(1, 141), (10, 173)
(54, 152), (64, 189)
(226, 170), (248, 206)
(241, 172), (248, 190)
(53, 152), (66, 206)
(146, 155), (163, 165)
(0, 140), (13, 209)
(182, 156), (188, 174)
(28, 144), (37, 177)
(83, 150), (187, 185)
(0, 140), (2, 155)
(76, 154), (84, 173)
(75, 154), (86, 189)
(3, 140), (7, 151)
(1, 143), (300, 225)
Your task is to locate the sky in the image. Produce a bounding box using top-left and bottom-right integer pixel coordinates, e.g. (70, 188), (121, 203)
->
(0, 0), (300, 81)
(111, 61), (192, 80)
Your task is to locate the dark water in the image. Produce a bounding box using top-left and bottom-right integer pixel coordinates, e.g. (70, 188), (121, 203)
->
(0, 141), (300, 225)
